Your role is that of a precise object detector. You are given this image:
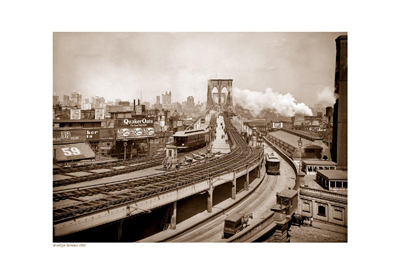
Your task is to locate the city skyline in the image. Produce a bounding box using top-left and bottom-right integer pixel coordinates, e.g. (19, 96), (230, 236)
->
(53, 32), (345, 110)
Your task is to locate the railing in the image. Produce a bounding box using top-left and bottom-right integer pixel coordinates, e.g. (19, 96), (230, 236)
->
(263, 136), (299, 177)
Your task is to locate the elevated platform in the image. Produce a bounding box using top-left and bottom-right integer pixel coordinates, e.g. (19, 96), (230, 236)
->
(211, 115), (230, 154)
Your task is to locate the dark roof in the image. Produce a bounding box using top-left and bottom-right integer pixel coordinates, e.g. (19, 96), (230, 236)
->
(302, 160), (337, 166)
(278, 189), (298, 198)
(173, 129), (208, 137)
(225, 213), (243, 222)
(317, 170), (348, 180)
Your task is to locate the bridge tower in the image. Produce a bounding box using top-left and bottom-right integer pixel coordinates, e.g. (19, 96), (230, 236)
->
(207, 79), (233, 109)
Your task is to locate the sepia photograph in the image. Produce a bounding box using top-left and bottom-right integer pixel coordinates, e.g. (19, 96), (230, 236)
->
(4, 1), (400, 273)
(53, 32), (347, 243)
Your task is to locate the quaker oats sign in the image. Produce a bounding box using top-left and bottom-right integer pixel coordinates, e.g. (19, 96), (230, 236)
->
(115, 116), (155, 138)
(116, 116), (154, 128)
(116, 127), (155, 139)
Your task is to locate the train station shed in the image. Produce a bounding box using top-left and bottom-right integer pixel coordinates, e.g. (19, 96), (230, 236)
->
(301, 159), (337, 175)
(266, 130), (330, 160)
(316, 170), (348, 192)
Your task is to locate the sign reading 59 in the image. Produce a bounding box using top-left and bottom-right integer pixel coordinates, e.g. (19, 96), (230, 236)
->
(61, 147), (81, 156)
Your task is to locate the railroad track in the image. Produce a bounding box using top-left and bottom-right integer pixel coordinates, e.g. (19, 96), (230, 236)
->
(166, 144), (295, 242)
(53, 113), (261, 224)
(53, 147), (211, 188)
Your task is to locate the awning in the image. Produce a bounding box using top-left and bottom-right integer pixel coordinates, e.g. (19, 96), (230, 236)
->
(53, 143), (96, 162)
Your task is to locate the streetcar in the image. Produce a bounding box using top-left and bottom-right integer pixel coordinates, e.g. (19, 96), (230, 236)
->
(266, 152), (280, 175)
(223, 212), (253, 239)
(173, 129), (209, 152)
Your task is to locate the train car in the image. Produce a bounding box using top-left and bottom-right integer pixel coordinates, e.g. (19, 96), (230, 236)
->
(173, 129), (209, 152)
(266, 152), (280, 175)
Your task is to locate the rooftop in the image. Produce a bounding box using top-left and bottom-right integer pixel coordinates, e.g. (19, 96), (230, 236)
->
(302, 160), (337, 166)
(317, 170), (348, 180)
(278, 189), (298, 198)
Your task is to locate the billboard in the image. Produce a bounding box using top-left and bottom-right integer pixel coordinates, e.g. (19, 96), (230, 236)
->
(53, 129), (87, 144)
(70, 109), (81, 120)
(272, 122), (283, 129)
(95, 108), (105, 119)
(136, 105), (143, 115)
(86, 129), (100, 140)
(100, 128), (115, 140)
(115, 116), (154, 128)
(54, 143), (95, 162)
(116, 127), (155, 139)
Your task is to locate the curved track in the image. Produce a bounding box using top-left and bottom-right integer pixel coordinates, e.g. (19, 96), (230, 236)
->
(53, 113), (262, 225)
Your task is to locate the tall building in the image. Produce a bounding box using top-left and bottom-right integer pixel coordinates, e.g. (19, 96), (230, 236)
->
(53, 94), (59, 106)
(62, 94), (70, 107)
(331, 35), (347, 170)
(162, 91), (172, 104)
(70, 91), (82, 107)
(186, 96), (195, 113)
(156, 96), (161, 105)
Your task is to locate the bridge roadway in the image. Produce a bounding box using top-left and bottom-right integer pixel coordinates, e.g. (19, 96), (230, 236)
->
(53, 113), (264, 237)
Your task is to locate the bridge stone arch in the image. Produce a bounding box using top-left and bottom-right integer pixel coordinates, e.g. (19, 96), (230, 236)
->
(207, 79), (233, 108)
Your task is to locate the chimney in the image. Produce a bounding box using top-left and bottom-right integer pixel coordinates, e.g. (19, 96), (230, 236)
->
(326, 107), (333, 117)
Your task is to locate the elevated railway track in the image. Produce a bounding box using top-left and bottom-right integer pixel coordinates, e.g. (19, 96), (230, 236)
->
(53, 113), (262, 229)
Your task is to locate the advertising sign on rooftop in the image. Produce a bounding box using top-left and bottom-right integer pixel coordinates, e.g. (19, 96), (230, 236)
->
(53, 129), (87, 144)
(116, 127), (155, 139)
(135, 105), (142, 115)
(115, 116), (154, 128)
(70, 109), (81, 120)
(95, 108), (104, 120)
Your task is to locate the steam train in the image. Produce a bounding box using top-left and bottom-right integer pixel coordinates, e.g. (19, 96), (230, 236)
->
(173, 129), (210, 152)
(266, 152), (280, 175)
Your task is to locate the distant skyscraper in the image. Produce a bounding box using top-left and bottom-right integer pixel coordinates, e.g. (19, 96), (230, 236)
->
(162, 91), (172, 105)
(71, 91), (82, 107)
(186, 96), (195, 113)
(53, 94), (59, 106)
(62, 94), (70, 107)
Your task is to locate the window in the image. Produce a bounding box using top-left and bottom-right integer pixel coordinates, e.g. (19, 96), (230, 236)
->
(336, 181), (342, 188)
(343, 181), (348, 188)
(318, 205), (326, 216)
(330, 181), (335, 188)
(333, 208), (343, 220)
(302, 202), (311, 213)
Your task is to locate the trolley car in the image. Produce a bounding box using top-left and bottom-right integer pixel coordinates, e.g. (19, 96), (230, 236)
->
(173, 129), (209, 152)
(266, 152), (280, 175)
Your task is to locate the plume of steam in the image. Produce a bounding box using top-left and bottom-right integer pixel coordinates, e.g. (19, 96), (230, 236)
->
(233, 87), (312, 117)
(317, 86), (337, 106)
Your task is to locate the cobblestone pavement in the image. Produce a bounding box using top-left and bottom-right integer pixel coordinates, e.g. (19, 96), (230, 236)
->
(289, 225), (347, 242)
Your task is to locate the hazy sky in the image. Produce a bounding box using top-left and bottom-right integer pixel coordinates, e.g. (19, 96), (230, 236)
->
(53, 32), (346, 107)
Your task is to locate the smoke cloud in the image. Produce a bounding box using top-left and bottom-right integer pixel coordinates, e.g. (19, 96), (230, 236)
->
(233, 87), (312, 116)
(317, 86), (336, 106)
